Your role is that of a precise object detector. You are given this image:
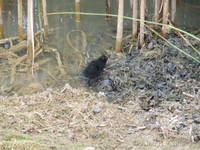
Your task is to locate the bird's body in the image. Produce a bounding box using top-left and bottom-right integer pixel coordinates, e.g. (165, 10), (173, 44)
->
(83, 55), (108, 84)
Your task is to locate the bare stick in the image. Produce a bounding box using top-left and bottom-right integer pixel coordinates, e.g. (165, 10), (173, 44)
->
(132, 0), (138, 38)
(171, 0), (176, 23)
(154, 0), (161, 23)
(161, 0), (169, 35)
(115, 0), (124, 52)
(41, 0), (48, 40)
(139, 0), (146, 46)
(27, 0), (35, 61)
(0, 0), (4, 39)
(10, 40), (27, 53)
(18, 0), (25, 40)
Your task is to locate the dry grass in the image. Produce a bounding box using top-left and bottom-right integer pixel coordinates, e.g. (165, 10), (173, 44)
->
(0, 84), (200, 150)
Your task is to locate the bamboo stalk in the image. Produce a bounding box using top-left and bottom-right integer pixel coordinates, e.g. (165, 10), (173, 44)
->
(105, 0), (111, 19)
(171, 0), (176, 23)
(18, 0), (25, 40)
(0, 0), (4, 39)
(132, 0), (138, 38)
(139, 0), (146, 47)
(41, 0), (48, 40)
(27, 0), (35, 61)
(115, 0), (124, 52)
(154, 0), (161, 23)
(75, 0), (81, 22)
(162, 0), (169, 35)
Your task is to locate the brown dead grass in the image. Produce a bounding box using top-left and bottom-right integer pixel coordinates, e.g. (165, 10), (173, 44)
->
(0, 84), (200, 150)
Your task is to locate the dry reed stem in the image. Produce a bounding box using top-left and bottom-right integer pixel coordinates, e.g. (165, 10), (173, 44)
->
(170, 0), (176, 23)
(41, 0), (48, 40)
(50, 48), (66, 75)
(27, 0), (35, 61)
(18, 0), (25, 40)
(0, 0), (4, 39)
(132, 0), (138, 38)
(139, 0), (146, 46)
(115, 0), (124, 52)
(0, 36), (18, 44)
(161, 0), (169, 35)
(10, 40), (27, 53)
(154, 0), (161, 24)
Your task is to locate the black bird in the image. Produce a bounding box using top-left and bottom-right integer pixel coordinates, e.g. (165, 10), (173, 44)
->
(83, 55), (109, 84)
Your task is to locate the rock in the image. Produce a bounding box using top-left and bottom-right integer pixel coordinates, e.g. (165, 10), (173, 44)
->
(117, 106), (126, 111)
(191, 124), (200, 142)
(3, 43), (10, 49)
(147, 42), (154, 50)
(192, 112), (200, 124)
(92, 107), (101, 114)
(97, 79), (113, 91)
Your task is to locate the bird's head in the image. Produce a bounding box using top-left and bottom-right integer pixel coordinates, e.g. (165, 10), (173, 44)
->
(99, 54), (110, 63)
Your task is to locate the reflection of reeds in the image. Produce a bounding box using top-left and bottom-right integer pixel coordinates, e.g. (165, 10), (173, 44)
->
(66, 30), (87, 71)
(105, 0), (111, 20)
(75, 0), (81, 23)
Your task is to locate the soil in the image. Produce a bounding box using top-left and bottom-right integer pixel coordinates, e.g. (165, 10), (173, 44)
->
(0, 33), (200, 150)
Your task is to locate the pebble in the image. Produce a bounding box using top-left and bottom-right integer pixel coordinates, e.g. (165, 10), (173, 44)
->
(147, 42), (154, 50)
(92, 107), (101, 114)
(117, 106), (127, 111)
(192, 112), (200, 124)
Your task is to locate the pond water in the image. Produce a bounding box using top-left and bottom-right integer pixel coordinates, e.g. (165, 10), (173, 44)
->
(0, 0), (199, 95)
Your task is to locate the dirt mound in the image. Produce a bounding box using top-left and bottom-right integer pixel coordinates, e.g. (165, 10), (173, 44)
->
(96, 36), (200, 107)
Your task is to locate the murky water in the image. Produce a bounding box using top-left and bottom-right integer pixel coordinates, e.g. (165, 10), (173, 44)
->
(0, 0), (199, 95)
